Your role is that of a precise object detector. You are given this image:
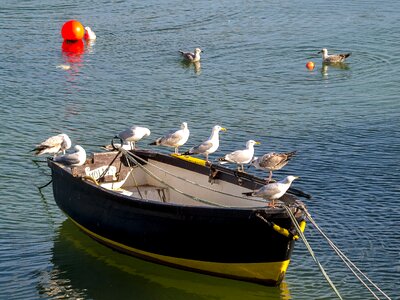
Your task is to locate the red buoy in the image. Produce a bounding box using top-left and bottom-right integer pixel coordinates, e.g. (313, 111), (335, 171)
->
(306, 61), (315, 71)
(61, 20), (84, 41)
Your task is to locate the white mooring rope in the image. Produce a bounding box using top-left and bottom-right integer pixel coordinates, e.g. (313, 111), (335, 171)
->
(304, 209), (392, 300)
(119, 149), (391, 299)
(285, 205), (392, 300)
(284, 206), (344, 300)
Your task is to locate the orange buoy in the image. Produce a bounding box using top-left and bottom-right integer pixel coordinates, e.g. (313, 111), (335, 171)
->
(306, 61), (315, 71)
(61, 20), (85, 41)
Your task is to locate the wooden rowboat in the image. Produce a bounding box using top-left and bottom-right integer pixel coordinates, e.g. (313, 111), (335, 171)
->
(48, 148), (307, 286)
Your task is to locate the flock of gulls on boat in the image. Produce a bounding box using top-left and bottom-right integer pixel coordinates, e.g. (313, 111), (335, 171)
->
(32, 123), (301, 206)
(35, 45), (351, 205)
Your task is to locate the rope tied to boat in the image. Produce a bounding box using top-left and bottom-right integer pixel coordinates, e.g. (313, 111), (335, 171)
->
(120, 148), (273, 206)
(285, 206), (392, 300)
(120, 148), (226, 207)
(284, 206), (344, 300)
(255, 212), (305, 240)
(303, 208), (392, 300)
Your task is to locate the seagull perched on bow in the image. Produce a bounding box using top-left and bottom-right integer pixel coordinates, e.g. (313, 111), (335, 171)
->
(179, 48), (202, 62)
(149, 122), (190, 154)
(318, 48), (351, 63)
(32, 134), (71, 156)
(218, 140), (260, 172)
(54, 145), (87, 167)
(243, 175), (299, 206)
(184, 125), (226, 163)
(116, 126), (151, 150)
(251, 151), (297, 183)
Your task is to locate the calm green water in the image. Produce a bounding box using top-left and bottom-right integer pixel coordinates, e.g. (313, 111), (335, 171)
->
(1, 0), (399, 299)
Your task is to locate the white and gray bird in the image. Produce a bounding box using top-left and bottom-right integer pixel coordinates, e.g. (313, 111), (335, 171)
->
(179, 48), (202, 62)
(243, 175), (299, 206)
(84, 26), (96, 40)
(251, 151), (297, 183)
(319, 48), (351, 63)
(184, 125), (227, 162)
(219, 140), (260, 172)
(32, 134), (71, 156)
(117, 126), (151, 150)
(149, 122), (190, 154)
(54, 145), (87, 167)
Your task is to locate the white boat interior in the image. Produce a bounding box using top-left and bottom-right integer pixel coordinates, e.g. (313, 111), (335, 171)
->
(68, 151), (269, 208)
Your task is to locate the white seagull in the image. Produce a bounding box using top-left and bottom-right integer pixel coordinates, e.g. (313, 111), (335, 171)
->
(319, 48), (351, 63)
(54, 145), (87, 167)
(149, 122), (190, 154)
(117, 126), (151, 149)
(179, 48), (202, 62)
(32, 134), (71, 156)
(219, 140), (260, 172)
(184, 125), (227, 163)
(84, 26), (96, 40)
(251, 151), (297, 183)
(243, 175), (299, 206)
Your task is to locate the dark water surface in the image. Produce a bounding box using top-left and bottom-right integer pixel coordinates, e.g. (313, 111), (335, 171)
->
(0, 0), (399, 299)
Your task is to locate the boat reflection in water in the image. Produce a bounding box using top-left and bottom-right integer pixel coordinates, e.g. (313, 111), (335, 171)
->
(38, 219), (292, 300)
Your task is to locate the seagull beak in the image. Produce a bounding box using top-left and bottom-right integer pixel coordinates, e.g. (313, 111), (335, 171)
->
(255, 141), (261, 145)
(221, 127), (227, 131)
(317, 50), (322, 54)
(294, 176), (300, 180)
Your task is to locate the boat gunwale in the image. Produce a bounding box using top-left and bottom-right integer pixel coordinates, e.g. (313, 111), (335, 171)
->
(47, 149), (306, 219)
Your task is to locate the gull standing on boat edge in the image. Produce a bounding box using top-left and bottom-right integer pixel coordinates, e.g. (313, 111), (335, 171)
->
(32, 133), (72, 156)
(179, 48), (202, 63)
(149, 122), (190, 154)
(184, 125), (227, 163)
(54, 145), (87, 167)
(319, 48), (351, 63)
(251, 151), (297, 183)
(218, 140), (260, 172)
(117, 126), (151, 150)
(243, 175), (299, 206)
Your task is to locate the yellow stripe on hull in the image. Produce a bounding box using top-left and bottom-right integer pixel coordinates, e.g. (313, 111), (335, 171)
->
(171, 154), (207, 167)
(69, 216), (291, 284)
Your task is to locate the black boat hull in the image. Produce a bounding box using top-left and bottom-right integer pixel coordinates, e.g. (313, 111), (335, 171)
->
(49, 150), (305, 285)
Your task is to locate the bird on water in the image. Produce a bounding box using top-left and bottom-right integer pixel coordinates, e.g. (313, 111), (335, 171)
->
(319, 48), (351, 63)
(179, 48), (202, 63)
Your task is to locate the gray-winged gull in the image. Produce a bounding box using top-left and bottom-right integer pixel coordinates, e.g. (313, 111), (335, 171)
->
(32, 134), (72, 156)
(251, 151), (297, 183)
(243, 175), (299, 206)
(319, 48), (351, 63)
(149, 122), (190, 154)
(54, 145), (87, 167)
(184, 125), (226, 163)
(117, 126), (151, 150)
(179, 48), (202, 62)
(218, 140), (260, 172)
